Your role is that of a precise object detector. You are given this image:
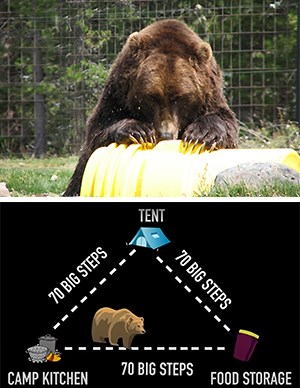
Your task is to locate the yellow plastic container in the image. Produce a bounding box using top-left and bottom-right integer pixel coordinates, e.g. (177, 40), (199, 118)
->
(80, 140), (300, 197)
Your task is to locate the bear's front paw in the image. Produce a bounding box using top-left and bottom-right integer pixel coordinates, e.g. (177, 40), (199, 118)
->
(114, 119), (157, 146)
(182, 121), (226, 151)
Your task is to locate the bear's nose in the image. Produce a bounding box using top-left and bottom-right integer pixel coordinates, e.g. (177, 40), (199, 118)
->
(142, 329), (146, 334)
(159, 132), (174, 140)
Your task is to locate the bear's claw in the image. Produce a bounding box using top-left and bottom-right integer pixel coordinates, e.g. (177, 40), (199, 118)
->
(129, 134), (140, 144)
(182, 137), (207, 153)
(128, 134), (154, 149)
(114, 120), (156, 147)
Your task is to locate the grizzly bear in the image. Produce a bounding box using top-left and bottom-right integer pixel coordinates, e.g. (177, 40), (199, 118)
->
(64, 19), (238, 196)
(91, 307), (146, 349)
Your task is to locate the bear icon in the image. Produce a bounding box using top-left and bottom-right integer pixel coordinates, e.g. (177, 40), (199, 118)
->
(64, 19), (238, 196)
(91, 307), (146, 349)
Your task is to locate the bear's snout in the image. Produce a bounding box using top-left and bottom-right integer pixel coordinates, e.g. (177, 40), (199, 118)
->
(157, 118), (179, 141)
(159, 132), (174, 140)
(141, 329), (146, 334)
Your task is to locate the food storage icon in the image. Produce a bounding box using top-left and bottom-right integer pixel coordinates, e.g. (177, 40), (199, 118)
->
(233, 329), (259, 362)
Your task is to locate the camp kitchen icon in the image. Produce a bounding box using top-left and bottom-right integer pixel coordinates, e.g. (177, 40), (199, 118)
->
(26, 334), (61, 363)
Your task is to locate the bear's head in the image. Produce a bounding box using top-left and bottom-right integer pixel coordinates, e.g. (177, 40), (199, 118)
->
(126, 316), (146, 335)
(124, 20), (219, 142)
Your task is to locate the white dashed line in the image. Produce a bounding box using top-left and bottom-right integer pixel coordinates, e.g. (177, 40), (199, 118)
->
(154, 253), (232, 334)
(52, 256), (131, 331)
(53, 247), (232, 345)
(89, 287), (97, 294)
(64, 345), (226, 352)
(109, 268), (117, 275)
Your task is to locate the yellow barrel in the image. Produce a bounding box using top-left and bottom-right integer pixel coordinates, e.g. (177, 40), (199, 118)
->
(80, 140), (300, 197)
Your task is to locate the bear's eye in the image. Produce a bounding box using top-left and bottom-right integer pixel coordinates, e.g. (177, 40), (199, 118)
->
(171, 94), (188, 104)
(149, 93), (164, 105)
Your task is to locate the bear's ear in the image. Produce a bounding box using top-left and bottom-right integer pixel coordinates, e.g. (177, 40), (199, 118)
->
(127, 32), (152, 53)
(128, 31), (141, 52)
(194, 41), (213, 65)
(140, 317), (144, 322)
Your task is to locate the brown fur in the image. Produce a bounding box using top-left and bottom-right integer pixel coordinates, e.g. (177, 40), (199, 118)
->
(91, 307), (145, 349)
(64, 19), (238, 196)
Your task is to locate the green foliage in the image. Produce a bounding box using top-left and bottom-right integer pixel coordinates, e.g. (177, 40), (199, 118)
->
(63, 60), (108, 96)
(194, 1), (298, 121)
(1, 0), (112, 156)
(239, 120), (300, 152)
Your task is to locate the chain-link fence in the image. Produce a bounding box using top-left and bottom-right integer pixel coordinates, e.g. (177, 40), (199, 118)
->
(0, 0), (298, 155)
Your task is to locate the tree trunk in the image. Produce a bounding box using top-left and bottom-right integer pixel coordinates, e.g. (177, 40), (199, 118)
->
(33, 28), (46, 157)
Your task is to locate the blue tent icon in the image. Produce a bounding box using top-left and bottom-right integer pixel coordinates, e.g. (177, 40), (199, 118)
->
(129, 228), (170, 249)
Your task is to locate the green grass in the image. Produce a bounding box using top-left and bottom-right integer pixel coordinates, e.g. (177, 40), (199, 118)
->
(0, 156), (76, 196)
(207, 180), (300, 197)
(1, 155), (299, 197)
(1, 122), (300, 197)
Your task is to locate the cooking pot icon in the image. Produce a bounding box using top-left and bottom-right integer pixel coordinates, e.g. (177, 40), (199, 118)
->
(38, 334), (57, 354)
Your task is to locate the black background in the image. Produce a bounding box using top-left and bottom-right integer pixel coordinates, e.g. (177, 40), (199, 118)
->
(0, 202), (299, 386)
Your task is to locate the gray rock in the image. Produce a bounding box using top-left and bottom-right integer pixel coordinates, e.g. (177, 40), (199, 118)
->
(0, 182), (10, 197)
(212, 162), (300, 193)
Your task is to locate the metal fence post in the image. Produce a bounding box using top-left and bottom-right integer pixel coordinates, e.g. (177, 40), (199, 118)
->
(297, 1), (300, 124)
